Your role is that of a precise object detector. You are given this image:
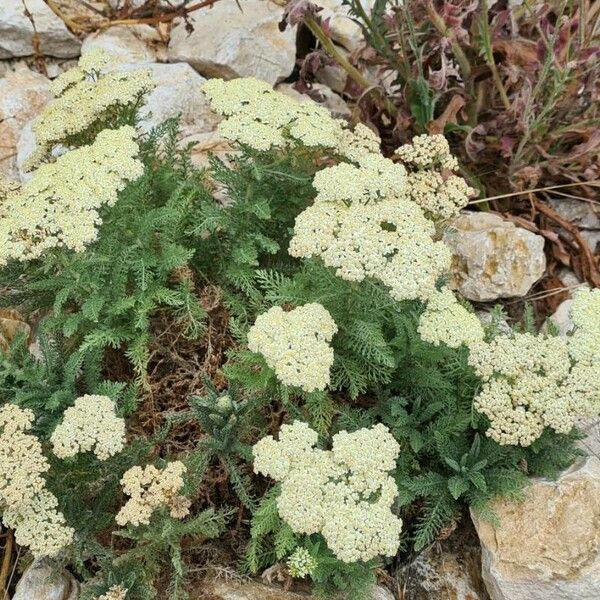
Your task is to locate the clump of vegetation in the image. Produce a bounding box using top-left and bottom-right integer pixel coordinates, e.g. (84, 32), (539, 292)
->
(0, 51), (596, 599)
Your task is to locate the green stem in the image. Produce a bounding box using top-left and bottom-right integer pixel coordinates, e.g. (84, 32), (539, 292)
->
(305, 15), (398, 117)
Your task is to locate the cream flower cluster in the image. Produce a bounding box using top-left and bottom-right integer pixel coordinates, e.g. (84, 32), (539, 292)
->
(395, 134), (459, 170)
(289, 155), (451, 302)
(0, 404), (74, 557)
(247, 304), (337, 392)
(203, 77), (379, 160)
(27, 49), (153, 169)
(418, 288), (484, 348)
(97, 585), (128, 600)
(253, 421), (402, 563)
(395, 134), (474, 220)
(0, 126), (143, 266)
(51, 395), (126, 461)
(116, 461), (191, 527)
(469, 291), (600, 446)
(287, 547), (317, 578)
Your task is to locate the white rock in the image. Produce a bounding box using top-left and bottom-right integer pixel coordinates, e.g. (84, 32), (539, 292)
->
(313, 0), (370, 52)
(0, 0), (81, 59)
(549, 298), (574, 336)
(275, 82), (350, 118)
(106, 62), (219, 136)
(0, 66), (51, 179)
(315, 63), (348, 94)
(81, 25), (166, 64)
(167, 0), (296, 86)
(13, 558), (80, 600)
(472, 456), (600, 600)
(549, 197), (599, 230)
(443, 212), (546, 301)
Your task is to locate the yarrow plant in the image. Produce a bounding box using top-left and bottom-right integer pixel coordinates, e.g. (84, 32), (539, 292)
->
(51, 395), (126, 461)
(247, 303), (337, 392)
(0, 68), (596, 600)
(0, 126), (143, 265)
(0, 404), (73, 558)
(253, 421), (402, 563)
(116, 461), (191, 527)
(469, 288), (600, 446)
(26, 49), (153, 170)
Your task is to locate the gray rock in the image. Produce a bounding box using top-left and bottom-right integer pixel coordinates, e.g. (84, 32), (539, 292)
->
(127, 62), (219, 136)
(167, 0), (296, 86)
(81, 25), (166, 64)
(0, 66), (51, 179)
(275, 83), (351, 118)
(472, 457), (600, 600)
(549, 298), (575, 336)
(203, 578), (393, 599)
(0, 0), (81, 59)
(548, 197), (599, 230)
(313, 0), (370, 52)
(399, 545), (486, 600)
(443, 212), (546, 301)
(13, 558), (80, 600)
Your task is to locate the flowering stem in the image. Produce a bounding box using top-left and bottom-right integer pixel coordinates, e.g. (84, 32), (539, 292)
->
(304, 15), (398, 117)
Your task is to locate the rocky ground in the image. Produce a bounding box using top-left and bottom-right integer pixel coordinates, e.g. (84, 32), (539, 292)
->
(1, 1), (599, 599)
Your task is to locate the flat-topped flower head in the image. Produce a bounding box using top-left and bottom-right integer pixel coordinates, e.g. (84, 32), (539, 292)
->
(469, 327), (600, 446)
(247, 303), (338, 392)
(253, 421), (402, 563)
(51, 395), (126, 461)
(395, 134), (459, 171)
(0, 404), (73, 557)
(418, 287), (484, 348)
(0, 126), (143, 266)
(28, 49), (152, 169)
(116, 461), (191, 527)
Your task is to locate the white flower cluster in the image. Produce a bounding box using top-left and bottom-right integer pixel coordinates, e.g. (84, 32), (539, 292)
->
(116, 461), (191, 527)
(395, 134), (459, 170)
(289, 155), (451, 302)
(418, 288), (484, 348)
(247, 304), (337, 392)
(0, 404), (74, 557)
(287, 547), (317, 578)
(0, 126), (143, 266)
(51, 395), (126, 461)
(395, 134), (475, 220)
(27, 49), (153, 169)
(253, 421), (402, 563)
(469, 291), (600, 447)
(202, 77), (378, 160)
(97, 585), (128, 600)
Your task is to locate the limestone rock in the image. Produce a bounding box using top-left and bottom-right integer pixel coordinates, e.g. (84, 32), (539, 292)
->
(184, 131), (234, 169)
(313, 0), (370, 52)
(0, 0), (81, 59)
(549, 298), (575, 336)
(549, 197), (599, 230)
(399, 545), (485, 600)
(578, 418), (600, 459)
(444, 212), (546, 301)
(167, 0), (296, 86)
(13, 558), (80, 600)
(275, 83), (351, 118)
(472, 457), (600, 600)
(81, 25), (166, 64)
(201, 579), (393, 599)
(104, 62), (218, 136)
(0, 66), (51, 179)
